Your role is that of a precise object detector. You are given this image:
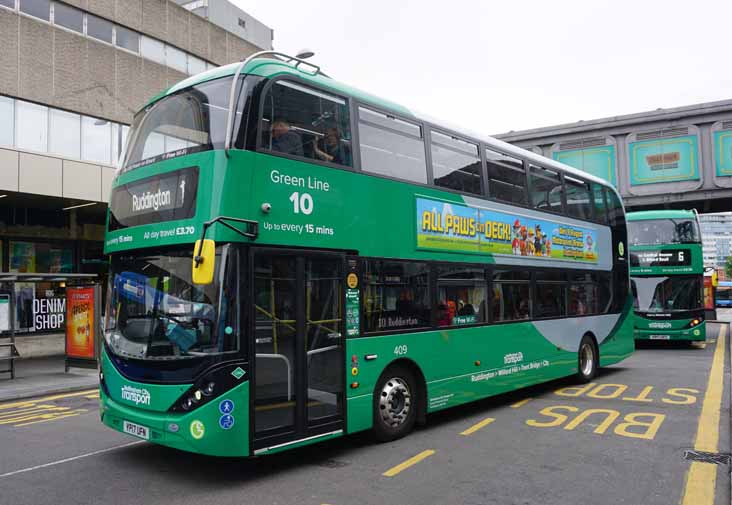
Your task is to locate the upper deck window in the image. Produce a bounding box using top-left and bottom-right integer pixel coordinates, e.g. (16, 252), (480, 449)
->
(529, 165), (563, 214)
(358, 108), (427, 184)
(122, 76), (234, 170)
(565, 176), (593, 221)
(486, 149), (526, 205)
(261, 81), (352, 167)
(628, 218), (701, 246)
(431, 131), (482, 196)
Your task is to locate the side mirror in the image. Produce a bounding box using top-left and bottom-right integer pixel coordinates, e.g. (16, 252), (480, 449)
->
(192, 239), (216, 285)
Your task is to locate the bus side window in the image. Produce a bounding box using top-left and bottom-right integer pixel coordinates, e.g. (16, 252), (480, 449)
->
(486, 149), (527, 206)
(492, 270), (530, 321)
(358, 107), (427, 184)
(592, 183), (609, 224)
(261, 80), (352, 167)
(431, 131), (483, 196)
(565, 176), (593, 221)
(529, 165), (563, 214)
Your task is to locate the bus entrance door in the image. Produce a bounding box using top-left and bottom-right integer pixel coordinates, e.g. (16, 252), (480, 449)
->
(251, 250), (345, 452)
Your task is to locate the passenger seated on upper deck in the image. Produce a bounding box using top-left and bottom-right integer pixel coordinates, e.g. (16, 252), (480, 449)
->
(313, 127), (352, 166)
(271, 119), (304, 157)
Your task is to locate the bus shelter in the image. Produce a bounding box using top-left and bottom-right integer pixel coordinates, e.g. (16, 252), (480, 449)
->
(0, 272), (97, 379)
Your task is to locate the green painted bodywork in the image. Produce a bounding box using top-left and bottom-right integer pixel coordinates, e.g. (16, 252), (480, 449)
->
(627, 211), (705, 342)
(101, 57), (635, 456)
(345, 302), (634, 434)
(100, 349), (250, 457)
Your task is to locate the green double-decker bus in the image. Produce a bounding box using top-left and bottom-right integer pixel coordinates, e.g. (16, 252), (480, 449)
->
(100, 51), (634, 457)
(628, 210), (705, 342)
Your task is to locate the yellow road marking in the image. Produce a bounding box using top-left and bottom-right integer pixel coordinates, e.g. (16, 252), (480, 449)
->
(382, 450), (436, 477)
(14, 410), (87, 427)
(680, 324), (726, 505)
(460, 417), (495, 436)
(0, 408), (72, 425)
(0, 389), (98, 410)
(511, 398), (532, 408)
(85, 394), (100, 399)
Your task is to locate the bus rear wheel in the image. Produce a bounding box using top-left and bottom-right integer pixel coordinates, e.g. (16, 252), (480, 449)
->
(373, 365), (417, 442)
(577, 336), (598, 383)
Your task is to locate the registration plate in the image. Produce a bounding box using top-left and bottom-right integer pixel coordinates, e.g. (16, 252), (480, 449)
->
(123, 420), (150, 440)
(649, 334), (671, 340)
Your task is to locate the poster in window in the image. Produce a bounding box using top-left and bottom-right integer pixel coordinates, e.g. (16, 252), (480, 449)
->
(10, 241), (35, 273)
(65, 287), (95, 359)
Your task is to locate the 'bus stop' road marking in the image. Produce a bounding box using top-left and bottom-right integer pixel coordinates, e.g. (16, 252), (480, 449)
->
(382, 450), (436, 477)
(680, 323), (726, 505)
(460, 417), (495, 436)
(0, 389), (98, 411)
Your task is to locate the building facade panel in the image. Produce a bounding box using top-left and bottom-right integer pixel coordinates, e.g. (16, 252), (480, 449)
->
(0, 148), (20, 191)
(53, 28), (88, 113)
(84, 40), (117, 118)
(101, 165), (115, 202)
(87, 0), (115, 20)
(166, 3), (190, 53)
(141, 0), (167, 41)
(0, 10), (19, 96)
(62, 160), (102, 201)
(115, 0), (142, 31)
(209, 25), (228, 65)
(114, 50), (145, 119)
(18, 153), (63, 197)
(19, 16), (54, 104)
(188, 12), (209, 60)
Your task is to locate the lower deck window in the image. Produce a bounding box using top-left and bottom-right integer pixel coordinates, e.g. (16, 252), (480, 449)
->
(362, 260), (430, 333)
(436, 266), (487, 326)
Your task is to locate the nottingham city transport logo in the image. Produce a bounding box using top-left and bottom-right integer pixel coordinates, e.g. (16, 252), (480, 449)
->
(120, 385), (151, 406)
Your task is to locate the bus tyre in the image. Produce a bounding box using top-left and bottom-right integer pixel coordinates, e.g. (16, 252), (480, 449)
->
(373, 365), (417, 442)
(577, 336), (598, 383)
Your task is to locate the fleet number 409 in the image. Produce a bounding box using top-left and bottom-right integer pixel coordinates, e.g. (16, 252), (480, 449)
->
(394, 345), (408, 356)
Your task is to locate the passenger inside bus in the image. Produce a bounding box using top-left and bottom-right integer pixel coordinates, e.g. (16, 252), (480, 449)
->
(313, 127), (352, 165)
(271, 118), (304, 156)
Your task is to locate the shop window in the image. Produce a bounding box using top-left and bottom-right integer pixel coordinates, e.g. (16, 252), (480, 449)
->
(362, 260), (430, 333)
(436, 265), (487, 326)
(431, 131), (482, 195)
(81, 116), (111, 164)
(49, 109), (81, 159)
(16, 100), (48, 152)
(262, 81), (352, 167)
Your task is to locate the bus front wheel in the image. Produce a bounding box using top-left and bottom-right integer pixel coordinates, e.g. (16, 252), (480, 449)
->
(373, 365), (417, 442)
(577, 335), (598, 383)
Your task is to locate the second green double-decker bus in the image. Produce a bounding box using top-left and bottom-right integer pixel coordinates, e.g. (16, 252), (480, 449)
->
(628, 210), (705, 342)
(99, 51), (634, 457)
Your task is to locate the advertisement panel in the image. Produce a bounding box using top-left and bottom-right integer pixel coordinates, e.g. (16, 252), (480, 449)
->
(629, 135), (699, 185)
(65, 287), (96, 360)
(714, 130), (732, 176)
(553, 146), (617, 186)
(416, 197), (599, 263)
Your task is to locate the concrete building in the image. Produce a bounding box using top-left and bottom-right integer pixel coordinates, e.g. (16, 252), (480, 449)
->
(495, 100), (732, 213)
(699, 212), (732, 276)
(0, 0), (271, 339)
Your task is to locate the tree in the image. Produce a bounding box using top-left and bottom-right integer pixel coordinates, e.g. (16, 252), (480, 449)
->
(725, 255), (732, 280)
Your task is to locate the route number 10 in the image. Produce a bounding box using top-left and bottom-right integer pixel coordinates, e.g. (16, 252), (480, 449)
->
(289, 192), (313, 215)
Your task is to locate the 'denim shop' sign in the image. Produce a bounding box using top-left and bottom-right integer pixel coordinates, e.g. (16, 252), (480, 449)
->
(33, 298), (66, 331)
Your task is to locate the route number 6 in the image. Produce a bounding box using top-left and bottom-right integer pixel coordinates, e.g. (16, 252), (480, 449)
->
(289, 192), (313, 215)
(394, 344), (408, 356)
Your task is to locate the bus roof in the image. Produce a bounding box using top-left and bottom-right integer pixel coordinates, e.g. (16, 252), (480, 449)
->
(147, 56), (618, 192)
(627, 210), (698, 221)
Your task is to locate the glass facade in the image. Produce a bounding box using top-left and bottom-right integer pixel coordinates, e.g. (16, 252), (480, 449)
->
(699, 212), (732, 269)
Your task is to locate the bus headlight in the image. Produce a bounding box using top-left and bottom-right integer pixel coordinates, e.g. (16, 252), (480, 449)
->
(169, 363), (247, 414)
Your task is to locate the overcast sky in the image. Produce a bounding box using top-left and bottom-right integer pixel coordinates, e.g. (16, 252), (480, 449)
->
(235, 0), (732, 135)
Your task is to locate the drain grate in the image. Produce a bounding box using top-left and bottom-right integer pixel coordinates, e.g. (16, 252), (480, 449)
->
(684, 450), (731, 465)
